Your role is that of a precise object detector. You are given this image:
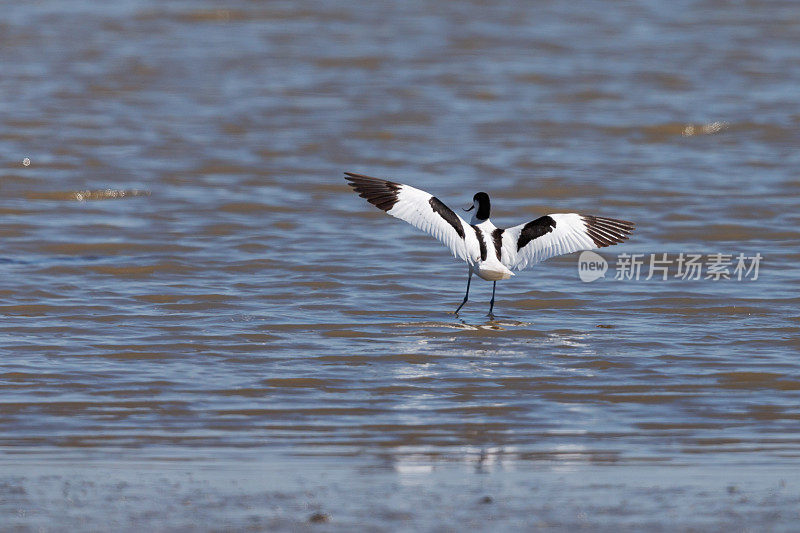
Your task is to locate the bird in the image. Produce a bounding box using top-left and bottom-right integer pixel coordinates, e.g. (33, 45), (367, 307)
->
(344, 172), (635, 315)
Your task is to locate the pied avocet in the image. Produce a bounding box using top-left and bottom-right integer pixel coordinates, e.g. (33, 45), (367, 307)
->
(345, 172), (634, 315)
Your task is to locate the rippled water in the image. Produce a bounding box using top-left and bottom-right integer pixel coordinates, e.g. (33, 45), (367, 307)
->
(2, 0), (800, 529)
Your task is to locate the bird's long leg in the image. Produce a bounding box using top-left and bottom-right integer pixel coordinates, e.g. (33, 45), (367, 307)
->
(454, 270), (473, 314)
(488, 281), (497, 316)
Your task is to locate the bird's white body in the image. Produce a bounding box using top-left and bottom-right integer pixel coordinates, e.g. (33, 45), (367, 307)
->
(467, 219), (514, 281)
(345, 172), (634, 314)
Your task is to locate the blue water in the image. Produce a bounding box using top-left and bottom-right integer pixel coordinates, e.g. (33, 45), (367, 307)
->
(1, 0), (799, 529)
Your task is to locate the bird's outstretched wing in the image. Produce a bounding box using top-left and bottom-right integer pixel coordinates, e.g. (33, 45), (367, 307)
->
(499, 213), (634, 270)
(344, 172), (472, 262)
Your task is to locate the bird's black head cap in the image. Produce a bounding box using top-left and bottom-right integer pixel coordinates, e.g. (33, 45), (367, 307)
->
(473, 192), (490, 220)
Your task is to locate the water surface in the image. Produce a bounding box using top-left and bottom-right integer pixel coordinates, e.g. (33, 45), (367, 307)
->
(2, 0), (799, 529)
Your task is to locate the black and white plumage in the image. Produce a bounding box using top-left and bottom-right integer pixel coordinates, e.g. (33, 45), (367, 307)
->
(344, 172), (635, 315)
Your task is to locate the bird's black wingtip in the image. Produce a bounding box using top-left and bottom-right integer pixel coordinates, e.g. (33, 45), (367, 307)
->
(581, 215), (636, 248)
(343, 172), (402, 212)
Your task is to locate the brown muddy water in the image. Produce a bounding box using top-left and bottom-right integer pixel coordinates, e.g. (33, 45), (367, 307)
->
(2, 0), (800, 531)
